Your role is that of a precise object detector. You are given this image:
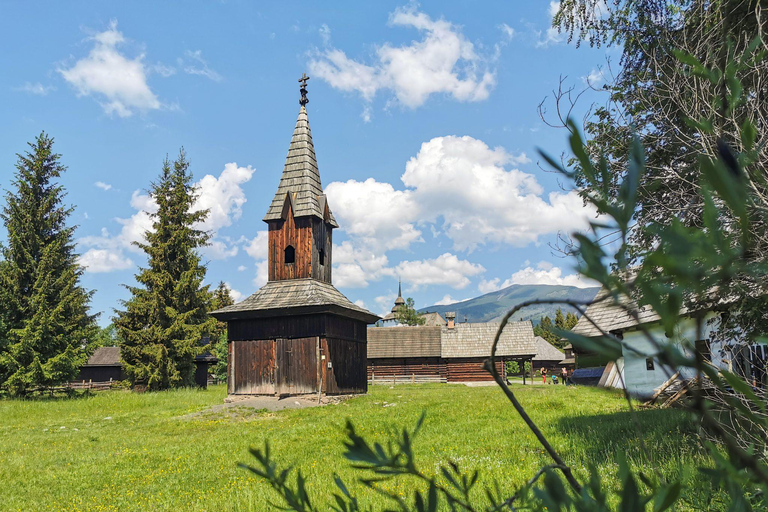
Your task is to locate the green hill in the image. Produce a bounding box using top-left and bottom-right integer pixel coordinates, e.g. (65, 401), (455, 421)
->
(419, 284), (600, 324)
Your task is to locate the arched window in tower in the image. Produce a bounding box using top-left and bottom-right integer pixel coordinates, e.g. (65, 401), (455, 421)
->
(319, 248), (325, 266)
(284, 245), (295, 264)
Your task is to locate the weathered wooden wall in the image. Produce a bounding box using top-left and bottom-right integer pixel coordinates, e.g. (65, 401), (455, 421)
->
(367, 358), (445, 382)
(310, 218), (332, 283)
(267, 203), (334, 283)
(444, 358), (506, 382)
(230, 337), (320, 395)
(228, 314), (367, 342)
(321, 338), (367, 394)
(268, 204), (312, 281)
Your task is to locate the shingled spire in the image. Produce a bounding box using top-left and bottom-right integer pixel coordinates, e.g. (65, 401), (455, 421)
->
(263, 78), (337, 227)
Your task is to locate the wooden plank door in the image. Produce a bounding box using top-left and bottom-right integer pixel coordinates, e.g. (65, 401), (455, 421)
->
(274, 337), (319, 395)
(232, 340), (275, 394)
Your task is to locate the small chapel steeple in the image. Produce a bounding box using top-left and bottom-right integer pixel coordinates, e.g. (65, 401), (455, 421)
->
(263, 75), (337, 283)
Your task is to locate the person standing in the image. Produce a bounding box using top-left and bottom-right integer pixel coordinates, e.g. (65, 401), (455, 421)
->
(561, 367), (568, 385)
(541, 366), (548, 384)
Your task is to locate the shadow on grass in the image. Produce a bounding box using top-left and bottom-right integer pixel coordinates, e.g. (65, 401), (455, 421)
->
(556, 406), (705, 468)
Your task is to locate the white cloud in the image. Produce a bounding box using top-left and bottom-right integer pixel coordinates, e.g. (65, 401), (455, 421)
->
(375, 293), (397, 316)
(182, 50), (222, 82)
(499, 23), (515, 40)
(59, 20), (161, 117)
(478, 278), (502, 294)
(583, 68), (603, 86)
(94, 181), (112, 191)
(194, 163), (255, 233)
(78, 248), (133, 273)
(361, 105), (372, 123)
(244, 231), (269, 260)
(254, 260), (269, 288)
(354, 299), (367, 309)
(401, 135), (595, 251)
(325, 178), (422, 251)
(78, 162), (255, 271)
(237, 265), (247, 272)
(392, 253), (485, 290)
(16, 82), (56, 95)
(482, 261), (599, 290)
(327, 134), (596, 291)
(319, 24), (331, 45)
(152, 63), (176, 77)
(309, 6), (496, 108)
(223, 283), (244, 302)
(434, 294), (464, 306)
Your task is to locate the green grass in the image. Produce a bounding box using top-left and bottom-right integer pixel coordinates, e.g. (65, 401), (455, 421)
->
(0, 384), (712, 511)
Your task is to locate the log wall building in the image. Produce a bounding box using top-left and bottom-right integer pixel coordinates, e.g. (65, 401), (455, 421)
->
(367, 318), (537, 383)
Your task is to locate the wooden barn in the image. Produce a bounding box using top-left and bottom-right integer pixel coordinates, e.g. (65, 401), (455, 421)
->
(77, 346), (217, 388)
(79, 346), (125, 383)
(211, 77), (379, 396)
(367, 316), (537, 383)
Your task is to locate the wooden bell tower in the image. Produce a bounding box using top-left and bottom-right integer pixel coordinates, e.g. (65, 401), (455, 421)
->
(210, 74), (379, 397)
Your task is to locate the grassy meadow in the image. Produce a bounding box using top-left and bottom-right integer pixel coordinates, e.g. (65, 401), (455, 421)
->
(0, 384), (714, 511)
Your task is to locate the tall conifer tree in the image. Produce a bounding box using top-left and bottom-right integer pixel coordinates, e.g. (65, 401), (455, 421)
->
(0, 132), (97, 395)
(115, 151), (214, 390)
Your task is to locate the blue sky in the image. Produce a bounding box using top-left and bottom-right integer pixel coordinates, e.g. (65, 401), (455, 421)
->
(0, 2), (611, 324)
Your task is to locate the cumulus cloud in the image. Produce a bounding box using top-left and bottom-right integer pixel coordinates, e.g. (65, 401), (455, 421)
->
(329, 135), (595, 255)
(309, 6), (495, 108)
(254, 260), (269, 288)
(78, 248), (133, 273)
(325, 178), (422, 251)
(243, 231), (269, 260)
(434, 294), (465, 306)
(95, 181), (112, 191)
(478, 261), (599, 292)
(78, 162), (255, 272)
(392, 253), (485, 290)
(59, 20), (161, 117)
(194, 163), (255, 233)
(328, 134), (596, 293)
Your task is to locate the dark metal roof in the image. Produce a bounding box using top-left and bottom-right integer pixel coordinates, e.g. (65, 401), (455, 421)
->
(262, 106), (338, 227)
(84, 346), (122, 367)
(210, 278), (379, 323)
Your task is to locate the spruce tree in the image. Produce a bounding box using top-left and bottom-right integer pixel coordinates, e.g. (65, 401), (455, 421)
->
(0, 132), (97, 395)
(115, 151), (214, 390)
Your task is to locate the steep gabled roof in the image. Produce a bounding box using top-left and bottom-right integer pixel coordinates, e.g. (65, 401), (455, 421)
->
(84, 346), (121, 366)
(263, 106), (338, 227)
(532, 336), (565, 362)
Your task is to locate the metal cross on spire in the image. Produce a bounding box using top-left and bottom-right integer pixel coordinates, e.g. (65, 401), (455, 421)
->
(298, 73), (310, 106)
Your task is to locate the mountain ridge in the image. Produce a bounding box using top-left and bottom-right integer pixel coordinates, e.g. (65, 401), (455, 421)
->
(418, 284), (600, 324)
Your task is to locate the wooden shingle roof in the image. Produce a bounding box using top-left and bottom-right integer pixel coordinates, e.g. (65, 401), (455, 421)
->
(571, 288), (660, 337)
(263, 106), (338, 227)
(440, 321), (537, 358)
(210, 278), (378, 323)
(367, 326), (442, 358)
(84, 346), (121, 367)
(532, 336), (565, 362)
